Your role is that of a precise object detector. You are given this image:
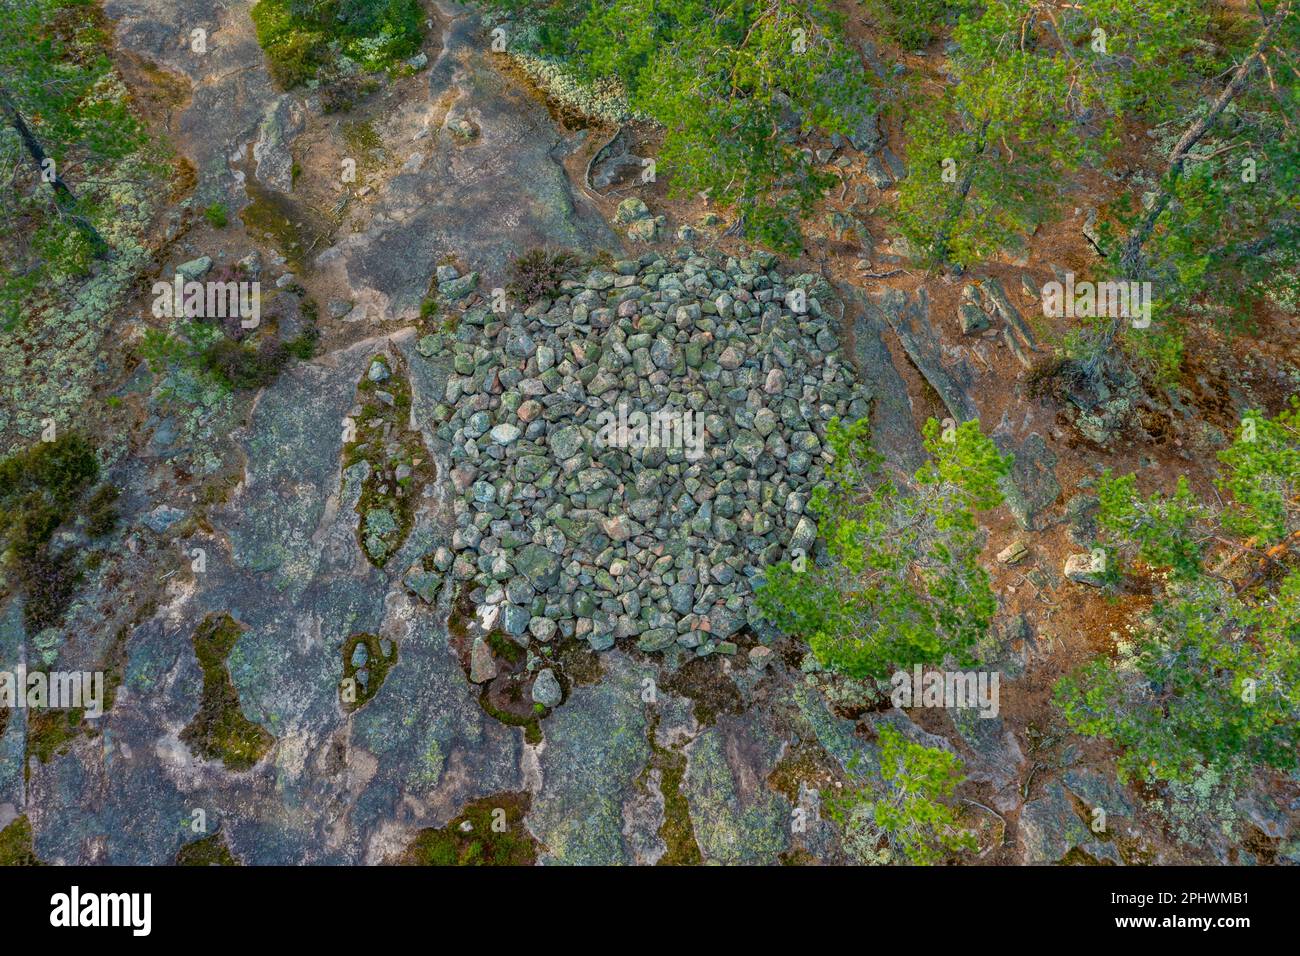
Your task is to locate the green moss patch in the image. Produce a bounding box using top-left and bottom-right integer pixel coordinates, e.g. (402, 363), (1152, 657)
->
(99, 623), (130, 714)
(252, 0), (424, 90)
(23, 623), (131, 772)
(766, 737), (843, 807)
(473, 637), (544, 744)
(556, 639), (604, 686)
(1059, 846), (1116, 866)
(339, 632), (397, 712)
(83, 483), (121, 537)
(0, 432), (100, 632)
(448, 590), (543, 744)
(661, 657), (744, 727)
(486, 631), (526, 667)
(26, 707), (90, 766)
(479, 696), (543, 745)
(0, 815), (41, 866)
(344, 355), (431, 567)
(176, 830), (240, 866)
(341, 119), (383, 167)
(642, 715), (701, 866)
(401, 793), (537, 866)
(180, 613), (274, 771)
(779, 847), (818, 865)
(240, 180), (330, 273)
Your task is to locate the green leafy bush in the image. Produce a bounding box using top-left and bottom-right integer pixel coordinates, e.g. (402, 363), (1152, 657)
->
(894, 0), (1207, 267)
(861, 0), (966, 50)
(200, 338), (291, 391)
(507, 248), (575, 304)
(757, 417), (1011, 678)
(1055, 400), (1300, 794)
(1, 0), (160, 337)
(827, 724), (975, 864)
(252, 0), (424, 89)
(141, 317), (310, 392)
(203, 202), (229, 228)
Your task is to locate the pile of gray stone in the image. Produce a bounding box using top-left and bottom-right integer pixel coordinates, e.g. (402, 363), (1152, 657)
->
(427, 249), (872, 657)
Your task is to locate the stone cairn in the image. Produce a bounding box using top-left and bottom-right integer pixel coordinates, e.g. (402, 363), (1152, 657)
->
(421, 249), (873, 660)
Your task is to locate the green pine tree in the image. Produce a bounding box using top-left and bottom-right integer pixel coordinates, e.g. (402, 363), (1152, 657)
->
(757, 416), (1012, 679)
(1055, 399), (1300, 792)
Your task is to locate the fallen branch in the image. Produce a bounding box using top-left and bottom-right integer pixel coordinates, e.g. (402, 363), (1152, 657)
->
(582, 124), (624, 202)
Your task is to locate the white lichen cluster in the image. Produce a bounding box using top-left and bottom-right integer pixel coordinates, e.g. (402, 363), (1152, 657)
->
(508, 51), (641, 125)
(0, 72), (159, 454)
(477, 12), (646, 125)
(1151, 762), (1243, 850)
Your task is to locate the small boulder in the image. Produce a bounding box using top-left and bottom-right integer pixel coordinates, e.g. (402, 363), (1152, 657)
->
(531, 668), (562, 708)
(490, 423), (521, 445)
(1064, 553), (1107, 586)
(958, 302), (989, 334)
(439, 272), (479, 301)
(142, 505), (186, 533)
(627, 216), (664, 242)
(469, 637), (497, 684)
(176, 256), (212, 282)
(997, 541), (1028, 565)
(615, 197), (650, 224)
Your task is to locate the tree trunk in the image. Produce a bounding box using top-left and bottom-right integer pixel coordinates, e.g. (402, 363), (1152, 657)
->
(1089, 0), (1292, 371)
(0, 85), (109, 257)
(933, 117), (990, 265)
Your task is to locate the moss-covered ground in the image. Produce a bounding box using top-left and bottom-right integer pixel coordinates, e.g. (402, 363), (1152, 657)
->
(339, 632), (397, 712)
(180, 613), (274, 771)
(0, 815), (42, 866)
(643, 715), (701, 866)
(400, 793), (537, 866)
(176, 829), (241, 866)
(343, 354), (431, 567)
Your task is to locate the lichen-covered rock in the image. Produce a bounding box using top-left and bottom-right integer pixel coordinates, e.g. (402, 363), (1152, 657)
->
(176, 256), (213, 282)
(1019, 781), (1116, 864)
(1063, 767), (1135, 819)
(142, 505), (186, 533)
(683, 715), (790, 865)
(469, 637), (497, 684)
(998, 432), (1060, 531)
(1064, 553), (1106, 586)
(959, 301), (989, 334)
(626, 216), (663, 243)
(439, 272), (479, 302)
(313, 6), (619, 321)
(526, 658), (652, 864)
(531, 668), (562, 707)
(615, 197), (651, 224)
(404, 570), (443, 604)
